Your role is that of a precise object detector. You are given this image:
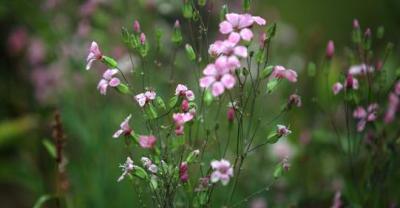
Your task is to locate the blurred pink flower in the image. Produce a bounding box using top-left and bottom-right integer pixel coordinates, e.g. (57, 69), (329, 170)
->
(77, 19), (91, 37)
(210, 159), (233, 185)
(395, 81), (400, 96)
(289, 94), (302, 107)
(97, 69), (120, 95)
(353, 103), (378, 132)
(348, 64), (374, 75)
(326, 40), (335, 59)
(113, 115), (133, 138)
(86, 41), (103, 70)
(139, 135), (157, 149)
(331, 191), (342, 208)
(80, 0), (98, 17)
(28, 38), (46, 65)
(140, 33), (146, 45)
(272, 65), (298, 82)
(7, 27), (28, 55)
(332, 82), (343, 95)
(181, 99), (189, 112)
(31, 67), (63, 103)
(277, 125), (292, 137)
(384, 93), (399, 123)
(344, 74), (359, 90)
(250, 198), (267, 208)
(227, 107), (235, 122)
(179, 162), (189, 183)
(271, 140), (294, 160)
(141, 157), (157, 173)
(117, 157), (135, 182)
(175, 84), (195, 101)
(133, 20), (141, 33)
(135, 91), (156, 107)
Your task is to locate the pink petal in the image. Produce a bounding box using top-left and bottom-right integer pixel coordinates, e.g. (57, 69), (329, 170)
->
(234, 46), (248, 58)
(211, 82), (225, 97)
(240, 28), (253, 41)
(221, 74), (236, 89)
(109, 78), (121, 87)
(121, 114), (132, 130)
(103, 69), (118, 80)
(219, 21), (233, 34)
(97, 79), (108, 95)
(113, 129), (124, 138)
(175, 84), (188, 95)
(227, 56), (240, 70)
(186, 90), (195, 101)
(238, 14), (254, 28)
(226, 13), (240, 27)
(203, 64), (217, 76)
(228, 32), (241, 45)
(200, 76), (215, 88)
(284, 69), (298, 82)
(253, 16), (266, 25)
(86, 58), (95, 70)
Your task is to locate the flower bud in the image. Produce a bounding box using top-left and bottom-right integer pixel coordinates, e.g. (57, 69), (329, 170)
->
(326, 40), (335, 59)
(227, 107), (235, 122)
(174, 20), (180, 28)
(353, 19), (360, 29)
(288, 94), (302, 108)
(133, 20), (141, 33)
(140, 33), (146, 45)
(181, 99), (190, 112)
(259, 32), (267, 47)
(364, 28), (371, 38)
(179, 162), (189, 183)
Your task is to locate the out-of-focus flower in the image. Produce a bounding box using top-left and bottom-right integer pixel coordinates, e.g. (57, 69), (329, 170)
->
(353, 19), (360, 29)
(227, 107), (235, 122)
(259, 32), (267, 47)
(77, 19), (91, 37)
(195, 176), (210, 192)
(113, 115), (133, 138)
(133, 20), (141, 33)
(353, 103), (378, 132)
(364, 28), (371, 38)
(326, 40), (335, 59)
(384, 93), (399, 123)
(28, 38), (46, 65)
(97, 69), (120, 95)
(181, 99), (190, 112)
(331, 191), (342, 208)
(174, 20), (180, 28)
(282, 157), (290, 172)
(271, 140), (294, 160)
(30, 67), (63, 103)
(348, 64), (374, 75)
(395, 81), (400, 96)
(344, 74), (359, 90)
(272, 65), (298, 82)
(250, 198), (267, 208)
(86, 41), (103, 70)
(277, 125), (292, 137)
(332, 82), (343, 95)
(172, 112), (194, 135)
(80, 0), (98, 17)
(210, 159), (233, 186)
(117, 157), (135, 182)
(139, 135), (157, 149)
(219, 13), (266, 41)
(175, 84), (195, 101)
(135, 91), (156, 107)
(140, 33), (146, 45)
(7, 27), (28, 55)
(179, 162), (189, 183)
(288, 94), (302, 108)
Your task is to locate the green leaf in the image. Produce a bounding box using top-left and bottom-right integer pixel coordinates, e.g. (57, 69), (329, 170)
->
(266, 23), (277, 40)
(102, 56), (118, 68)
(185, 44), (196, 61)
(116, 83), (130, 94)
(168, 96), (178, 108)
(172, 26), (183, 45)
(182, 3), (193, 19)
(255, 50), (265, 64)
(273, 164), (283, 179)
(185, 150), (199, 163)
(33, 194), (54, 208)
(220, 5), (228, 22)
(198, 0), (207, 6)
(260, 65), (274, 79)
(150, 175), (158, 189)
(243, 0), (251, 11)
(121, 27), (130, 44)
(155, 96), (166, 111)
(42, 139), (56, 159)
(144, 103), (158, 120)
(133, 166), (148, 179)
(266, 132), (279, 144)
(266, 79), (279, 93)
(204, 90), (213, 106)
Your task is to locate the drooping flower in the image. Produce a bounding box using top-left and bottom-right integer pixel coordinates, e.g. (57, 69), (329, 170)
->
(113, 115), (133, 138)
(139, 135), (157, 149)
(210, 159), (234, 186)
(117, 157), (135, 182)
(332, 82), (343, 95)
(97, 69), (121, 95)
(272, 65), (298, 82)
(199, 58), (237, 97)
(179, 162), (189, 183)
(135, 90), (156, 107)
(175, 84), (195, 101)
(219, 13), (266, 41)
(277, 124), (292, 137)
(353, 103), (378, 132)
(86, 41), (103, 70)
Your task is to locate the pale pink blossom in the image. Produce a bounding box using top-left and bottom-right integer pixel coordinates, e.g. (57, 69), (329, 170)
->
(326, 40), (335, 59)
(208, 35), (248, 58)
(117, 157), (135, 182)
(353, 103), (378, 132)
(113, 115), (132, 138)
(219, 13), (266, 41)
(210, 159), (233, 185)
(173, 112), (193, 126)
(97, 69), (120, 95)
(271, 140), (294, 160)
(344, 74), (359, 90)
(348, 64), (374, 75)
(384, 93), (399, 123)
(175, 84), (195, 101)
(179, 162), (189, 183)
(277, 124), (292, 137)
(332, 82), (343, 95)
(272, 65), (298, 82)
(135, 91), (156, 107)
(139, 135), (157, 149)
(141, 157), (158, 173)
(86, 41), (103, 70)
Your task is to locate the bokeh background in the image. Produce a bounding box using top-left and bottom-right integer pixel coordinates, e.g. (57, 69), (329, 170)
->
(1, 0), (399, 207)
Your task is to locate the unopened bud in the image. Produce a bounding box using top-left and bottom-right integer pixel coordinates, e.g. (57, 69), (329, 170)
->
(326, 40), (335, 59)
(353, 19), (360, 29)
(140, 33), (146, 45)
(174, 20), (180, 28)
(181, 99), (189, 112)
(364, 28), (371, 38)
(133, 20), (141, 33)
(227, 107), (235, 122)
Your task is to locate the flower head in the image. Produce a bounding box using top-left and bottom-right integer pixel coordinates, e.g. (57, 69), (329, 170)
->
(139, 135), (157, 149)
(384, 93), (399, 123)
(345, 74), (359, 90)
(326, 40), (335, 59)
(117, 157), (135, 182)
(288, 94), (302, 108)
(175, 84), (195, 101)
(277, 124), (291, 137)
(135, 90), (156, 107)
(272, 65), (298, 82)
(332, 82), (343, 95)
(86, 41), (103, 70)
(97, 69), (121, 95)
(133, 20), (141, 33)
(199, 60), (237, 97)
(349, 64), (374, 75)
(210, 159), (234, 186)
(141, 157), (158, 173)
(353, 103), (378, 132)
(179, 162), (189, 183)
(219, 13), (266, 41)
(113, 115), (132, 138)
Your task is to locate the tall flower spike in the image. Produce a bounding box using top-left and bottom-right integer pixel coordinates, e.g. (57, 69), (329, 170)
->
(86, 41), (102, 70)
(113, 115), (133, 138)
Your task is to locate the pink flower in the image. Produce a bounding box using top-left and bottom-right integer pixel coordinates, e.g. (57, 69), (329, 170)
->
(113, 115), (133, 138)
(395, 81), (400, 96)
(348, 64), (374, 75)
(272, 65), (298, 82)
(173, 112), (193, 126)
(344, 74), (359, 90)
(117, 157), (135, 182)
(174, 20), (180, 28)
(7, 27), (28, 55)
(139, 135), (157, 149)
(210, 159), (234, 185)
(208, 35), (248, 58)
(353, 19), (360, 29)
(175, 84), (195, 101)
(140, 33), (146, 45)
(384, 93), (399, 123)
(227, 107), (235, 122)
(141, 157), (158, 173)
(133, 20), (141, 33)
(277, 124), (292, 137)
(86, 41), (103, 70)
(181, 99), (190, 112)
(199, 58), (237, 97)
(135, 91), (156, 107)
(97, 69), (121, 95)
(219, 13), (266, 41)
(271, 140), (294, 160)
(332, 82), (343, 95)
(326, 40), (335, 59)
(179, 162), (189, 183)
(288, 94), (302, 107)
(353, 103), (378, 132)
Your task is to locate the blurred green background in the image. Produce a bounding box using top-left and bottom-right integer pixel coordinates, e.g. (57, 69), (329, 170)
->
(1, 0), (399, 207)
